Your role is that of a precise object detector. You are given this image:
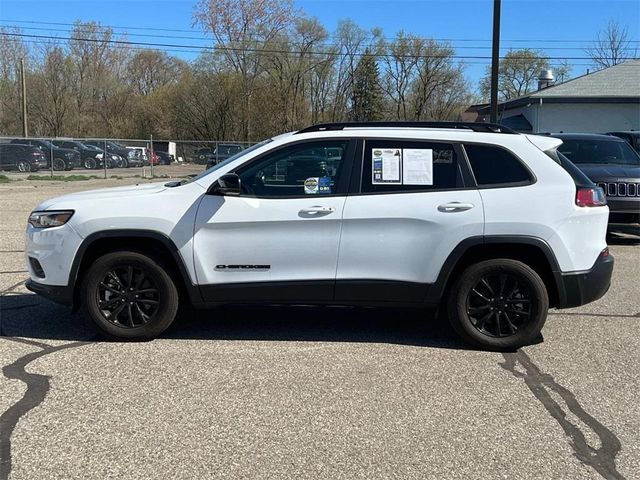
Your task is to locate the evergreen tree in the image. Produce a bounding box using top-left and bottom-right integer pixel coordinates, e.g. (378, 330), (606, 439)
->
(350, 49), (384, 121)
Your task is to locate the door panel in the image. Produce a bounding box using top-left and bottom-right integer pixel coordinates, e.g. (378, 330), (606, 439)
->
(336, 190), (484, 291)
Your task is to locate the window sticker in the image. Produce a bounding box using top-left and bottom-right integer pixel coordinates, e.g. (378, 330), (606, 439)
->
(372, 149), (402, 184)
(304, 177), (319, 194)
(318, 176), (332, 194)
(403, 149), (433, 185)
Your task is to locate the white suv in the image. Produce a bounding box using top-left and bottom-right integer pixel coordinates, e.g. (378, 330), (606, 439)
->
(25, 122), (614, 350)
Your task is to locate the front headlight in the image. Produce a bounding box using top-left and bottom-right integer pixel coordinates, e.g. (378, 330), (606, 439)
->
(111, 155), (119, 161)
(28, 210), (74, 228)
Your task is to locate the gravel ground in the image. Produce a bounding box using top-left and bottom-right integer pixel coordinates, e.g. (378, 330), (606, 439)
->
(0, 178), (638, 480)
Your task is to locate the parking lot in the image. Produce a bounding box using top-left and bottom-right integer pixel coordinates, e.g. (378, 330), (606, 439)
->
(1, 176), (639, 479)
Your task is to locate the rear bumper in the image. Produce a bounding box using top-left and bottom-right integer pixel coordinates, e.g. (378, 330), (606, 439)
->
(555, 251), (614, 308)
(26, 279), (73, 306)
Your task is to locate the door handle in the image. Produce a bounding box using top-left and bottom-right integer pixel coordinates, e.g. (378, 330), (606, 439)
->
(437, 202), (474, 212)
(299, 206), (336, 215)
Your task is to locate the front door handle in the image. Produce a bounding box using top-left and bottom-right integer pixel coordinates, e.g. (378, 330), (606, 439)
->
(299, 206), (336, 216)
(437, 202), (474, 212)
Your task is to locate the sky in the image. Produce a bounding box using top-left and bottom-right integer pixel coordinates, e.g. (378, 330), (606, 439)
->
(1, 0), (638, 89)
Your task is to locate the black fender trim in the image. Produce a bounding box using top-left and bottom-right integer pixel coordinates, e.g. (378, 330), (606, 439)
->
(426, 235), (564, 305)
(69, 229), (203, 306)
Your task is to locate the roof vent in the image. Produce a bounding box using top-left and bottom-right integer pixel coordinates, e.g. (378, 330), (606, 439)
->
(538, 69), (555, 90)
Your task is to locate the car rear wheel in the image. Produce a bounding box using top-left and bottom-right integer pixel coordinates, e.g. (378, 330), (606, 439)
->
(82, 251), (179, 340)
(446, 259), (549, 350)
(16, 160), (31, 172)
(52, 158), (66, 171)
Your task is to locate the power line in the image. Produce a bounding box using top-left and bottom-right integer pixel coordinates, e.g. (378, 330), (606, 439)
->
(2, 18), (639, 44)
(2, 31), (634, 62)
(0, 23), (615, 51)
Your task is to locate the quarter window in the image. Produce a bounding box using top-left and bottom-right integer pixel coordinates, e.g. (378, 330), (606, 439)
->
(464, 144), (532, 186)
(235, 140), (349, 197)
(361, 140), (464, 193)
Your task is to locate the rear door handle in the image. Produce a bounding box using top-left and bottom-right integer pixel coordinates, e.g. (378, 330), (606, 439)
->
(437, 202), (474, 212)
(299, 206), (336, 216)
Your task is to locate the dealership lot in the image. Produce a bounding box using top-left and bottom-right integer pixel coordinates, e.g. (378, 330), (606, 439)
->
(1, 177), (639, 479)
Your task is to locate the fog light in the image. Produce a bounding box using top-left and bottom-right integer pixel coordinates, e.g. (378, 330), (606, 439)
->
(29, 257), (45, 278)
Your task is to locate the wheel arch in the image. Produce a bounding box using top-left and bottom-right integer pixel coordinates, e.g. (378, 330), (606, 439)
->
(428, 236), (564, 308)
(70, 230), (202, 310)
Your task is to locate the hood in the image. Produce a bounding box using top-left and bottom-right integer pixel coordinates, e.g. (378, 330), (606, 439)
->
(576, 164), (640, 182)
(36, 182), (168, 210)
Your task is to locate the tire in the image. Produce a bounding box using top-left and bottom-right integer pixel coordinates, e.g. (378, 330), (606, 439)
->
(16, 160), (32, 172)
(82, 251), (179, 340)
(84, 158), (97, 169)
(52, 158), (66, 171)
(446, 259), (549, 350)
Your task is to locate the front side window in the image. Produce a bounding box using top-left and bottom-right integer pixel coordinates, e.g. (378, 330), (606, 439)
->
(361, 140), (464, 193)
(236, 140), (349, 197)
(464, 144), (532, 186)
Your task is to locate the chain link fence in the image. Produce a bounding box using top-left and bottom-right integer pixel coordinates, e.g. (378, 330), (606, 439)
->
(0, 136), (256, 180)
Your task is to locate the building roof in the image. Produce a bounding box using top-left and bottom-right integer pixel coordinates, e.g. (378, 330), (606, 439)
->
(532, 59), (640, 98)
(477, 59), (640, 114)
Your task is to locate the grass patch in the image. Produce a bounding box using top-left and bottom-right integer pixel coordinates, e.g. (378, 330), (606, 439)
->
(27, 174), (99, 182)
(0, 174), (11, 184)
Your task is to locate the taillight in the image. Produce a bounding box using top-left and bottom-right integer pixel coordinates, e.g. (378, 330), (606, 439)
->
(576, 187), (607, 207)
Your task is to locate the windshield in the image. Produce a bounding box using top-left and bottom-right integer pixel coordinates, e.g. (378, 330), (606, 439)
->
(558, 139), (640, 166)
(184, 139), (272, 185)
(82, 143), (102, 151)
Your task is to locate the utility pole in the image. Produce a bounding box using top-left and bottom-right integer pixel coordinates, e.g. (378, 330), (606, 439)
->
(490, 0), (501, 124)
(20, 57), (28, 137)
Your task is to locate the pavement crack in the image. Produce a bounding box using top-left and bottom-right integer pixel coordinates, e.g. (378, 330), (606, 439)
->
(0, 338), (95, 480)
(500, 350), (624, 480)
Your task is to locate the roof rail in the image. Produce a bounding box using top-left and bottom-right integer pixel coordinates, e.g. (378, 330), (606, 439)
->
(295, 121), (518, 135)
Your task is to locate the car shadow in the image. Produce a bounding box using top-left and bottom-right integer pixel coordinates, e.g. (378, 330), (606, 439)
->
(0, 294), (469, 350)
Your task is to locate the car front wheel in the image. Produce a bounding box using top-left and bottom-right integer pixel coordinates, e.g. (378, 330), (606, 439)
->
(52, 158), (66, 171)
(446, 259), (549, 350)
(84, 158), (97, 169)
(82, 251), (179, 340)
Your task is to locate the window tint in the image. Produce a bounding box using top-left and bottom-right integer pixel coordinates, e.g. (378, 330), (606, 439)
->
(361, 140), (464, 193)
(464, 144), (531, 186)
(558, 139), (640, 166)
(236, 140), (349, 197)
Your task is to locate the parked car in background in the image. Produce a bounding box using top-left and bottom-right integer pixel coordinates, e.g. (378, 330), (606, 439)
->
(607, 131), (640, 153)
(85, 141), (143, 168)
(551, 133), (640, 225)
(0, 144), (47, 172)
(192, 147), (215, 165)
(154, 150), (173, 165)
(205, 144), (245, 169)
(52, 139), (105, 169)
(80, 143), (118, 168)
(10, 138), (81, 170)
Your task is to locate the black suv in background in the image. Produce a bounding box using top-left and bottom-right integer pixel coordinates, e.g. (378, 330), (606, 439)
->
(205, 144), (245, 169)
(552, 133), (640, 225)
(52, 140), (105, 169)
(10, 138), (80, 170)
(84, 140), (143, 168)
(0, 144), (47, 172)
(607, 131), (640, 153)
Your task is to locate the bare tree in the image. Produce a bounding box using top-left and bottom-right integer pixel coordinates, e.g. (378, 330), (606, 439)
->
(586, 20), (637, 69)
(479, 49), (550, 101)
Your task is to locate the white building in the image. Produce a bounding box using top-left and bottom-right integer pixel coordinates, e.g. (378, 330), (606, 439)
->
(478, 59), (640, 133)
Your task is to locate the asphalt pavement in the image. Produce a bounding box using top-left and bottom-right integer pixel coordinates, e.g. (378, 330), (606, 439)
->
(1, 176), (639, 479)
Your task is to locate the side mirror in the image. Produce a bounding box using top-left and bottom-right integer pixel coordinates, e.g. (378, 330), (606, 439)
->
(208, 173), (241, 196)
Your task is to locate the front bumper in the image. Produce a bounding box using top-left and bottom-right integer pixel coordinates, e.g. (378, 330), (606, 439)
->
(555, 250), (614, 308)
(25, 278), (73, 305)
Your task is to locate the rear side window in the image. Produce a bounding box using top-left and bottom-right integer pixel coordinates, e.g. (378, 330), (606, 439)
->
(361, 140), (464, 193)
(464, 144), (532, 186)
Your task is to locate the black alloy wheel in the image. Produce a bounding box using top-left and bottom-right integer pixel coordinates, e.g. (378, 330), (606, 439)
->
(83, 251), (179, 340)
(84, 157), (97, 169)
(447, 259), (548, 350)
(53, 158), (66, 171)
(16, 160), (31, 172)
(466, 272), (531, 338)
(97, 265), (160, 328)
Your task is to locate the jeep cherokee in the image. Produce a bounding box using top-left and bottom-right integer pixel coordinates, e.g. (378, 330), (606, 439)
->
(25, 122), (614, 350)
